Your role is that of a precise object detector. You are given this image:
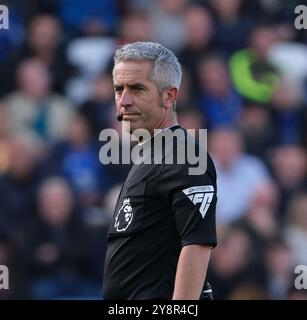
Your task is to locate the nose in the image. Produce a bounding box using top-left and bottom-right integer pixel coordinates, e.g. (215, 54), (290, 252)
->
(119, 89), (133, 107)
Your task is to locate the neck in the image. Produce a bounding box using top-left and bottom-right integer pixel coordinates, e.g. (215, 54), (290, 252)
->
(138, 121), (178, 145)
(153, 110), (178, 134)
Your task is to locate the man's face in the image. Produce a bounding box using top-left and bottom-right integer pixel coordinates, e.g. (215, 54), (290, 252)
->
(113, 60), (165, 134)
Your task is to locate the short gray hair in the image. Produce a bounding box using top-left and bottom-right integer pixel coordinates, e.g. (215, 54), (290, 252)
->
(113, 42), (182, 93)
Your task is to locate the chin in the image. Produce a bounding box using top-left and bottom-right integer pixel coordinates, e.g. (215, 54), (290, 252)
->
(122, 121), (135, 135)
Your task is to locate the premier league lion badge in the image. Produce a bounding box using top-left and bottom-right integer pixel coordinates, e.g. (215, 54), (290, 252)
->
(114, 198), (133, 232)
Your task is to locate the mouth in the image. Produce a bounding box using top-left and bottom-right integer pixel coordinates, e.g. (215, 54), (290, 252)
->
(122, 113), (140, 121)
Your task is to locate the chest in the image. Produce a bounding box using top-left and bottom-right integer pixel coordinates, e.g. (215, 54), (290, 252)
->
(108, 164), (170, 236)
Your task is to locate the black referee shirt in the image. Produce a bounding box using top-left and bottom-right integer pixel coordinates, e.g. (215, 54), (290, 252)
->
(103, 125), (217, 300)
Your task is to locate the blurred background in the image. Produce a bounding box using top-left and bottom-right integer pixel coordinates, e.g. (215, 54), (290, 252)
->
(0, 0), (307, 300)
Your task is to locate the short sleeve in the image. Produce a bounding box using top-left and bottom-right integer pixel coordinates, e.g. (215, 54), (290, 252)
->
(157, 162), (217, 248)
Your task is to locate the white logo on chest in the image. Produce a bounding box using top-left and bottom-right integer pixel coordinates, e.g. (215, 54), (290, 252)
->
(114, 198), (133, 232)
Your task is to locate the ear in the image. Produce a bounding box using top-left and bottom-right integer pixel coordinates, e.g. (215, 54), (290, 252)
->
(162, 87), (178, 109)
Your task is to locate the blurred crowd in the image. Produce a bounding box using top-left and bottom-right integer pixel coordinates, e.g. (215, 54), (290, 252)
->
(0, 0), (307, 299)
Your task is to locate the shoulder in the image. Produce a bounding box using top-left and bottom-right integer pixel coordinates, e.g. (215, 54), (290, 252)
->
(157, 130), (217, 190)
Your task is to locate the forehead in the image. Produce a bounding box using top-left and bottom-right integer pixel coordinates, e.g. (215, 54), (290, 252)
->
(113, 60), (153, 83)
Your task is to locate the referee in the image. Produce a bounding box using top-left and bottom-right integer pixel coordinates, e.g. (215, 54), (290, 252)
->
(103, 42), (217, 300)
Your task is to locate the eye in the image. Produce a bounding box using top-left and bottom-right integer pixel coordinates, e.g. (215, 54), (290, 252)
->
(114, 87), (123, 94)
(133, 86), (144, 92)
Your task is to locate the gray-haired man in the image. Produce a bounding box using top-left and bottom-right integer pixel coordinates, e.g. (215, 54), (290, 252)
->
(103, 42), (217, 300)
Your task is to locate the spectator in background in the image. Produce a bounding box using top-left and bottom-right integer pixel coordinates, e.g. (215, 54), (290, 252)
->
(285, 192), (307, 266)
(239, 102), (275, 159)
(246, 0), (295, 23)
(79, 73), (115, 139)
(64, 8), (118, 104)
(0, 133), (44, 297)
(233, 181), (279, 284)
(0, 0), (24, 65)
(270, 79), (305, 146)
(23, 177), (101, 299)
(178, 5), (214, 96)
(174, 67), (194, 113)
(4, 58), (74, 144)
(150, 0), (188, 52)
(270, 145), (307, 220)
(207, 227), (252, 299)
(209, 0), (254, 57)
(117, 11), (153, 45)
(302, 107), (307, 150)
(264, 238), (294, 299)
(57, 0), (119, 37)
(287, 287), (307, 300)
(127, 0), (157, 13)
(177, 108), (203, 131)
(0, 0), (59, 26)
(228, 282), (268, 300)
(208, 127), (269, 224)
(0, 234), (11, 299)
(0, 14), (75, 96)
(268, 34), (307, 104)
(197, 55), (243, 129)
(0, 104), (11, 175)
(43, 113), (107, 207)
(229, 23), (280, 104)
(0, 133), (43, 238)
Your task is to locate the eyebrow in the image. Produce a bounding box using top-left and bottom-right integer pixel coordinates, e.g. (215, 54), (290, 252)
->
(113, 83), (146, 90)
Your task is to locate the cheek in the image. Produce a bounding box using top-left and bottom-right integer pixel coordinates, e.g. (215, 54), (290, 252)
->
(144, 103), (163, 121)
(114, 96), (120, 106)
(137, 92), (163, 118)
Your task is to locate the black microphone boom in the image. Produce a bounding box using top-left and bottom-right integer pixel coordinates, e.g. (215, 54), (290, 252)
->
(117, 113), (123, 121)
